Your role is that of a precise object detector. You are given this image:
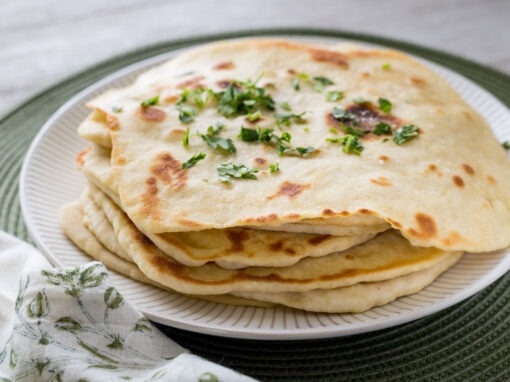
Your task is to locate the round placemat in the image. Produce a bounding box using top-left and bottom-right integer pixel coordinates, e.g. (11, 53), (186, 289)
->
(2, 29), (509, 381)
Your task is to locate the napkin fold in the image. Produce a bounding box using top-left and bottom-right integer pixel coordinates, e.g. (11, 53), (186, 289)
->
(0, 232), (256, 381)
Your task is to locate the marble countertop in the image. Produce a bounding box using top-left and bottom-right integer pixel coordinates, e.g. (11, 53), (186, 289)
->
(1, 0), (509, 114)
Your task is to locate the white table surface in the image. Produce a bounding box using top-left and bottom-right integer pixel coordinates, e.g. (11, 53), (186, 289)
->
(1, 0), (509, 114)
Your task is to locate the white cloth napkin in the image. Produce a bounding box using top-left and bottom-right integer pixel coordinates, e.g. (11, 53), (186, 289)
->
(0, 232), (256, 381)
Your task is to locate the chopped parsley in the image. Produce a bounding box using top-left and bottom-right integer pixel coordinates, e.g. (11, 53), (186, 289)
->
(327, 134), (363, 155)
(275, 112), (307, 127)
(182, 127), (190, 147)
(280, 102), (292, 111)
(177, 105), (197, 123)
(378, 97), (392, 113)
(295, 146), (317, 156)
(392, 124), (419, 145)
(269, 162), (280, 173)
(207, 122), (225, 136)
(217, 162), (258, 183)
(201, 134), (236, 154)
(182, 152), (206, 169)
(312, 76), (334, 92)
(327, 91), (344, 102)
(111, 106), (123, 113)
(382, 63), (391, 70)
(291, 78), (300, 91)
(247, 110), (262, 122)
(140, 96), (159, 108)
(329, 128), (339, 134)
(215, 78), (275, 118)
(332, 107), (356, 122)
(239, 126), (260, 142)
(178, 88), (212, 109)
(373, 122), (392, 136)
(502, 141), (510, 150)
(239, 127), (274, 143)
(340, 123), (365, 137)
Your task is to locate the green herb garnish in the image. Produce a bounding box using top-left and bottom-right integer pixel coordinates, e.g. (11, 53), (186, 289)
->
(182, 127), (190, 147)
(178, 105), (197, 123)
(327, 91), (344, 102)
(215, 79), (275, 118)
(239, 126), (260, 142)
(269, 162), (280, 173)
(201, 134), (236, 154)
(217, 162), (258, 183)
(378, 97), (392, 113)
(140, 96), (159, 108)
(291, 78), (300, 91)
(280, 102), (292, 111)
(207, 122), (225, 136)
(382, 63), (391, 70)
(275, 112), (307, 127)
(111, 106), (123, 113)
(182, 152), (206, 169)
(373, 122), (392, 136)
(332, 107), (356, 122)
(295, 146), (317, 156)
(312, 76), (334, 92)
(178, 88), (212, 109)
(327, 134), (363, 155)
(392, 124), (419, 145)
(502, 141), (510, 150)
(247, 110), (262, 122)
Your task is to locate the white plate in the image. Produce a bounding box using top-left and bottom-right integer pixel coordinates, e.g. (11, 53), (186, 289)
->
(19, 36), (510, 340)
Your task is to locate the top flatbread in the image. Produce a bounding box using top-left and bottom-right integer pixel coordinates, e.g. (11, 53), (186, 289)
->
(87, 39), (510, 252)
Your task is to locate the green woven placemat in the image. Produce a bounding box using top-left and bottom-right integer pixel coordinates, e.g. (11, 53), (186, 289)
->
(1, 29), (509, 381)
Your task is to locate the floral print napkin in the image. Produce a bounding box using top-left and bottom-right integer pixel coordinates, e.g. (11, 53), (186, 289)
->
(0, 234), (256, 382)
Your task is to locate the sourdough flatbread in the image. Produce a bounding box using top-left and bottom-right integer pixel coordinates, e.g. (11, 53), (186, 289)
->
(61, 201), (273, 307)
(85, 184), (461, 295)
(80, 146), (386, 268)
(86, 39), (510, 252)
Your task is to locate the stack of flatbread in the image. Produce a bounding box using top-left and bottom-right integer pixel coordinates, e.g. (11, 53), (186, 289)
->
(61, 39), (510, 313)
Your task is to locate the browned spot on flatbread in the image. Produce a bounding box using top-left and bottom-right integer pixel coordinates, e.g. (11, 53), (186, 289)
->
(340, 211), (350, 216)
(379, 155), (390, 163)
(453, 175), (465, 188)
(287, 68), (297, 75)
(308, 235), (332, 246)
(358, 209), (373, 215)
(106, 114), (119, 130)
(213, 61), (234, 70)
(322, 208), (335, 216)
(426, 163), (443, 177)
(267, 181), (311, 200)
(345, 254), (355, 260)
(116, 156), (126, 165)
(150, 152), (187, 189)
(286, 213), (301, 219)
(361, 72), (371, 79)
(370, 177), (392, 187)
(327, 103), (401, 139)
(176, 218), (202, 227)
(442, 230), (462, 246)
(463, 111), (473, 121)
(462, 164), (475, 175)
(410, 77), (427, 86)
(268, 241), (283, 251)
(226, 230), (250, 252)
(407, 213), (437, 240)
(487, 175), (497, 184)
(255, 214), (278, 223)
(140, 177), (160, 220)
(309, 48), (348, 67)
(285, 248), (296, 255)
(253, 157), (267, 165)
(163, 94), (179, 103)
(75, 146), (92, 167)
(176, 75), (205, 89)
(137, 106), (167, 122)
